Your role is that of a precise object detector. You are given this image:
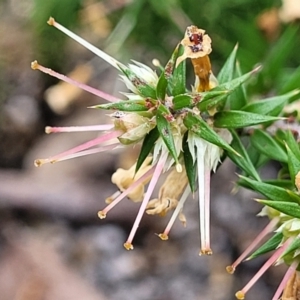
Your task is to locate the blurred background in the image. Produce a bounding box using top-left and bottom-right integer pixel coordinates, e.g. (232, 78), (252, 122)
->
(0, 0), (300, 299)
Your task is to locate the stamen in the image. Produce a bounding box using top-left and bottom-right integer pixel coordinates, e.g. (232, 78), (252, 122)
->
(197, 146), (212, 256)
(47, 17), (126, 71)
(202, 164), (211, 255)
(235, 239), (291, 299)
(226, 217), (279, 274)
(34, 130), (122, 167)
(272, 260), (299, 300)
(55, 143), (119, 162)
(158, 185), (190, 240)
(124, 151), (168, 250)
(98, 166), (156, 218)
(45, 124), (114, 134)
(31, 60), (119, 103)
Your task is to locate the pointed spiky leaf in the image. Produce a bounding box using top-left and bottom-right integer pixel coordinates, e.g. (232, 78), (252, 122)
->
(229, 61), (247, 110)
(135, 127), (159, 174)
(247, 143), (270, 169)
(279, 65), (300, 94)
(182, 133), (197, 192)
(93, 99), (148, 111)
(250, 129), (288, 163)
(215, 66), (261, 94)
(238, 175), (300, 203)
(247, 232), (283, 260)
(217, 44), (238, 84)
(286, 143), (300, 186)
(281, 130), (300, 158)
(214, 111), (281, 128)
(171, 44), (186, 96)
(183, 112), (239, 156)
(257, 200), (300, 219)
(263, 179), (294, 190)
(197, 91), (229, 112)
(156, 104), (179, 165)
(227, 131), (260, 181)
(242, 91), (297, 116)
(156, 44), (180, 100)
(281, 237), (300, 260)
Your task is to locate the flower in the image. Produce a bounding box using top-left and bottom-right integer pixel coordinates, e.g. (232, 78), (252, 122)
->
(32, 18), (240, 254)
(227, 170), (300, 299)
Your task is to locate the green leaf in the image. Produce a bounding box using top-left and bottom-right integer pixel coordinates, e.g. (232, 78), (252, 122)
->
(215, 66), (261, 94)
(182, 133), (197, 192)
(197, 91), (229, 112)
(279, 65), (300, 94)
(247, 232), (283, 260)
(238, 175), (300, 203)
(118, 65), (157, 99)
(241, 91), (297, 116)
(172, 94), (199, 110)
(214, 111), (281, 128)
(156, 104), (179, 165)
(250, 129), (288, 163)
(183, 112), (239, 156)
(93, 99), (148, 111)
(135, 127), (159, 174)
(227, 131), (261, 181)
(257, 200), (300, 219)
(170, 44), (186, 96)
(286, 143), (300, 185)
(281, 237), (300, 260)
(229, 61), (247, 110)
(263, 179), (294, 190)
(247, 143), (270, 169)
(282, 130), (300, 159)
(173, 91), (228, 111)
(156, 44), (180, 100)
(217, 44), (238, 84)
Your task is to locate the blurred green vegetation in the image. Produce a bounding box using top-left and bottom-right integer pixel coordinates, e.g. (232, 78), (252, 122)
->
(31, 0), (300, 96)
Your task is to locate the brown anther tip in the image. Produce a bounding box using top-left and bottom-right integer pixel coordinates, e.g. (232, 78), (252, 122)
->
(45, 126), (52, 134)
(199, 249), (213, 256)
(124, 242), (134, 250)
(235, 291), (245, 300)
(105, 197), (113, 204)
(98, 211), (106, 219)
(158, 233), (169, 241)
(47, 17), (55, 26)
(34, 159), (42, 167)
(226, 265), (235, 274)
(31, 60), (39, 70)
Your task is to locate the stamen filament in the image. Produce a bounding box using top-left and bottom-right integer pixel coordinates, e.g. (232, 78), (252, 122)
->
(46, 124), (114, 134)
(124, 151), (168, 250)
(31, 60), (119, 103)
(272, 260), (299, 300)
(203, 164), (211, 254)
(47, 17), (126, 71)
(56, 143), (119, 162)
(34, 130), (122, 167)
(98, 166), (155, 218)
(197, 145), (212, 256)
(159, 185), (190, 240)
(235, 239), (292, 300)
(226, 217), (280, 274)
